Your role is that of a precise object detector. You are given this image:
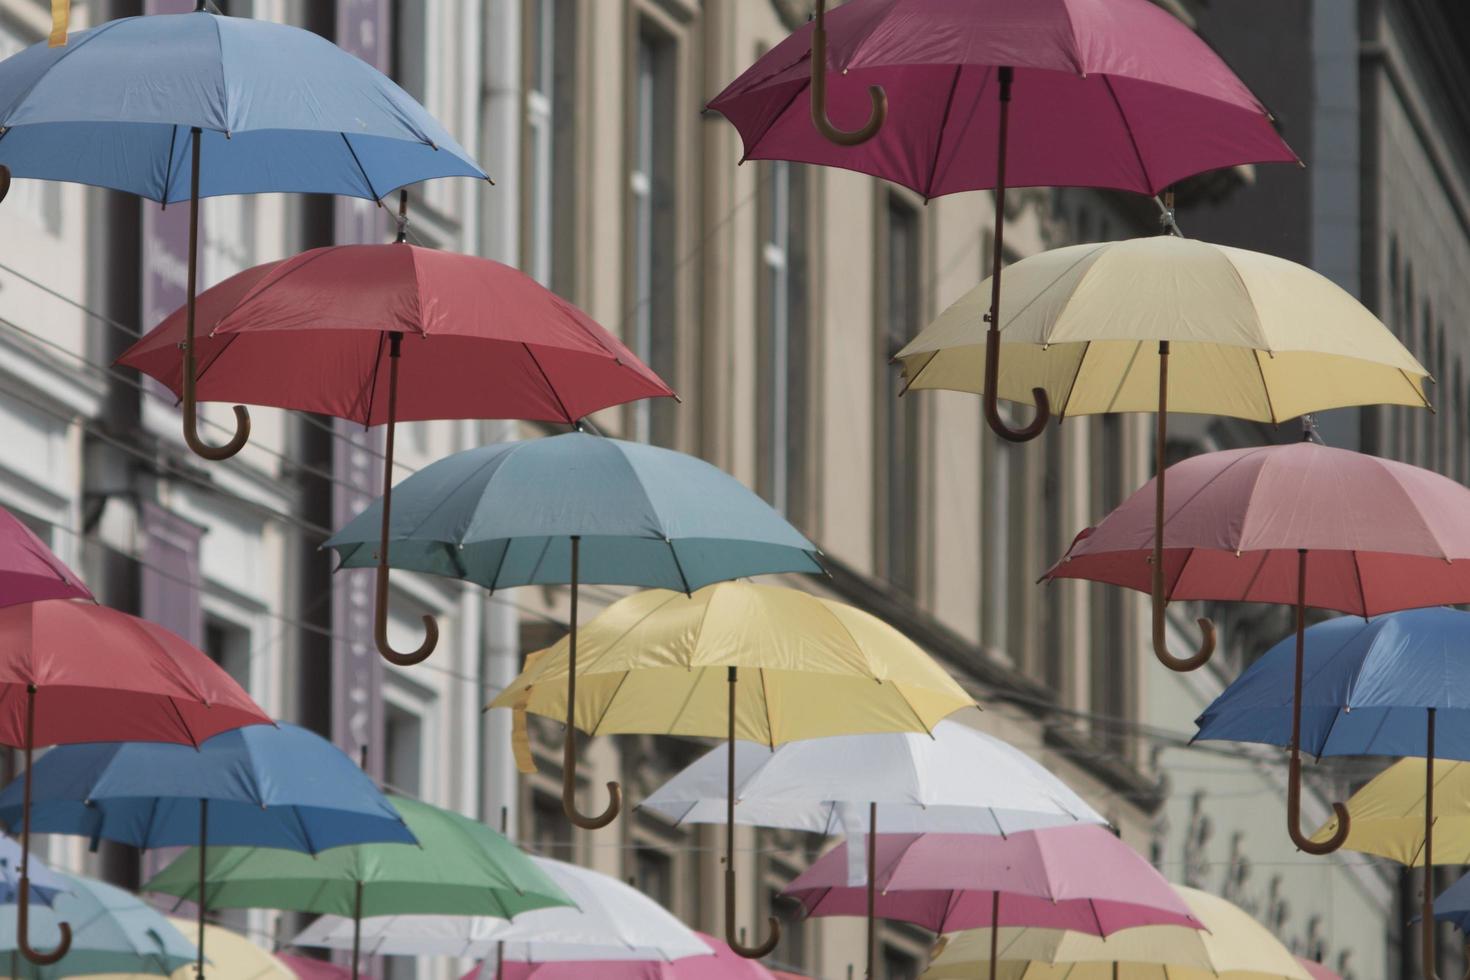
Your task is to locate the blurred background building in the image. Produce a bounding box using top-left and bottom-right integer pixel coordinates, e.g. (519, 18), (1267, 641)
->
(0, 0), (1462, 977)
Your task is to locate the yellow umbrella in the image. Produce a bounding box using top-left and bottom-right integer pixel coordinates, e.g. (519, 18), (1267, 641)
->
(88, 918), (296, 980)
(922, 887), (1311, 980)
(490, 580), (975, 959)
(895, 234), (1430, 674)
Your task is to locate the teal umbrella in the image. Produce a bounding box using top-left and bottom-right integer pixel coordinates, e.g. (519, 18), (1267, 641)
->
(2, 871), (195, 978)
(323, 431), (823, 830)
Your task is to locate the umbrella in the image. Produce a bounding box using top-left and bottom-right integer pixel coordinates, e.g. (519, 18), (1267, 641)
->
(1195, 608), (1470, 980)
(0, 723), (416, 978)
(0, 505), (90, 608)
(275, 955), (352, 980)
(0, 835), (65, 907)
(708, 0), (1297, 442)
(145, 796), (571, 979)
(1431, 870), (1470, 935)
(490, 581), (974, 958)
(640, 717), (1106, 979)
(0, 8), (484, 463)
(1044, 438), (1470, 858)
(163, 918), (294, 980)
(297, 855), (711, 966)
(895, 237), (1429, 670)
(1296, 960), (1343, 980)
(921, 886), (1311, 980)
(323, 431), (819, 821)
(2, 871), (197, 979)
(120, 243), (674, 670)
(0, 598), (268, 965)
(459, 933), (772, 980)
(782, 828), (1200, 980)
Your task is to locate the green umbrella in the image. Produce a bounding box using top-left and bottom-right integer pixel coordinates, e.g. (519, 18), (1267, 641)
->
(2, 870), (196, 978)
(145, 796), (570, 978)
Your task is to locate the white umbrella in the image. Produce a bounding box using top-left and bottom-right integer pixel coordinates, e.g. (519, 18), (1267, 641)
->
(639, 717), (1105, 978)
(292, 856), (713, 963)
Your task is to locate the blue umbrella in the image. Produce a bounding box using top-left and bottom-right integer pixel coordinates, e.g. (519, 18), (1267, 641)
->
(0, 871), (196, 979)
(1195, 607), (1470, 980)
(1432, 872), (1470, 934)
(0, 837), (64, 908)
(324, 431), (824, 829)
(0, 7), (485, 461)
(0, 723), (415, 978)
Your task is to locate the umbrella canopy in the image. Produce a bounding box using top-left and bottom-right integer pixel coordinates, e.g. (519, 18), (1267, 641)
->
(490, 581), (972, 958)
(462, 933), (774, 979)
(1308, 758), (1470, 866)
(921, 887), (1310, 980)
(0, 507), (90, 608)
(0, 723), (414, 853)
(324, 432), (818, 591)
(0, 12), (482, 203)
(293, 856), (712, 963)
(120, 244), (674, 671)
(1297, 958), (1344, 980)
(0, 836), (64, 907)
(708, 0), (1295, 198)
(1, 871), (196, 979)
(162, 918), (294, 980)
(1196, 609), (1470, 758)
(1432, 872), (1470, 934)
(118, 247), (672, 430)
(275, 955), (351, 980)
(782, 828), (1199, 937)
(640, 718), (1102, 835)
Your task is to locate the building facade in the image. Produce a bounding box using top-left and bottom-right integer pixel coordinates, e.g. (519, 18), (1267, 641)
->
(0, 0), (1459, 978)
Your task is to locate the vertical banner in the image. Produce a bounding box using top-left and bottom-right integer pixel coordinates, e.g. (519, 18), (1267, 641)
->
(331, 0), (391, 782)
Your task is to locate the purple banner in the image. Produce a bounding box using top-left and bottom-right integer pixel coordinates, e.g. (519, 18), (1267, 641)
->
(331, 0), (390, 783)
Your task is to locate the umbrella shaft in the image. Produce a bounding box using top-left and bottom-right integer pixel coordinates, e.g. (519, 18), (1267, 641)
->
(1425, 708), (1437, 976)
(867, 801), (876, 980)
(197, 800), (208, 980)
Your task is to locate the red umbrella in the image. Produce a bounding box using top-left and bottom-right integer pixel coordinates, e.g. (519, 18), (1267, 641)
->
(1044, 436), (1470, 857)
(0, 506), (90, 608)
(0, 598), (269, 965)
(709, 0), (1298, 442)
(118, 199), (674, 667)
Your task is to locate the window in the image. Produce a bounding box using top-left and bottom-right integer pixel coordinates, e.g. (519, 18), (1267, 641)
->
(629, 24), (678, 445)
(384, 703), (422, 798)
(391, 1), (429, 106)
(884, 945), (921, 980)
(204, 618), (251, 691)
(634, 845), (673, 909)
(530, 790), (572, 860)
(876, 196), (922, 593)
(1090, 415), (1126, 747)
(756, 161), (811, 519)
(525, 0), (577, 293)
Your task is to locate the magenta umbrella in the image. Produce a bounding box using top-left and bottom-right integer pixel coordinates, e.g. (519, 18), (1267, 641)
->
(0, 506), (90, 608)
(782, 828), (1198, 980)
(708, 0), (1299, 441)
(463, 933), (774, 980)
(1045, 435), (1470, 857)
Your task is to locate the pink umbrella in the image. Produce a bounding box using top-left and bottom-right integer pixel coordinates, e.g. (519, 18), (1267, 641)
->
(1045, 437), (1470, 856)
(0, 506), (90, 608)
(708, 0), (1298, 441)
(279, 954), (354, 980)
(782, 827), (1197, 980)
(1298, 958), (1343, 980)
(462, 933), (774, 980)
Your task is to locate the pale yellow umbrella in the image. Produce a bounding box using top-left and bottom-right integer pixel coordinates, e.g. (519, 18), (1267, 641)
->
(87, 918), (297, 980)
(489, 580), (975, 960)
(895, 235), (1430, 674)
(922, 886), (1311, 980)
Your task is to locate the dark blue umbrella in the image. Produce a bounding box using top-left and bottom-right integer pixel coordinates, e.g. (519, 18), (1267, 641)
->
(0, 722), (415, 978)
(0, 7), (485, 461)
(1433, 873), (1470, 934)
(1196, 607), (1470, 980)
(325, 431), (824, 832)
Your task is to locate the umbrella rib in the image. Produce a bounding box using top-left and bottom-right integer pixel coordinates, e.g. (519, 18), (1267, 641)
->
(1059, 338), (1094, 420)
(585, 670), (631, 738)
(1101, 75), (1155, 194)
(361, 332), (389, 428)
(1252, 349), (1280, 424)
(921, 65), (964, 201)
(161, 125), (180, 203)
(523, 344), (575, 424)
(757, 668), (775, 749)
(339, 133), (382, 202)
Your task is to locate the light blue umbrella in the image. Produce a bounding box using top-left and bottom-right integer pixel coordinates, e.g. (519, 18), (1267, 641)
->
(324, 431), (824, 829)
(1, 871), (196, 978)
(0, 7), (485, 460)
(0, 723), (416, 978)
(0, 837), (64, 908)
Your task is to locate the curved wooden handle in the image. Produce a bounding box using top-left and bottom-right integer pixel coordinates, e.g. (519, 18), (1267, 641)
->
(1151, 585), (1216, 672)
(374, 562), (438, 667)
(561, 727), (621, 829)
(182, 399), (252, 461)
(809, 0), (886, 146)
(1286, 749), (1349, 854)
(17, 880), (70, 965)
(725, 868), (781, 959)
(0, 165), (12, 205)
(982, 329), (1049, 442)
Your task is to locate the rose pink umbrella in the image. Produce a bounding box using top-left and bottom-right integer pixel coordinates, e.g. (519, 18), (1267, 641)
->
(279, 954), (354, 980)
(463, 933), (773, 980)
(0, 505), (90, 608)
(1298, 958), (1343, 980)
(118, 197), (674, 668)
(1045, 435), (1470, 857)
(782, 827), (1198, 980)
(708, 0), (1298, 441)
(0, 598), (269, 966)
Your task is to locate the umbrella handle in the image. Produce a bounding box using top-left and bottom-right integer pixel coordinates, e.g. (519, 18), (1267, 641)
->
(1285, 752), (1349, 854)
(726, 868), (781, 959)
(0, 165), (11, 204)
(983, 331), (1050, 442)
(180, 125), (251, 462)
(374, 563), (439, 667)
(17, 885), (70, 965)
(559, 544), (622, 829)
(809, 0), (886, 146)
